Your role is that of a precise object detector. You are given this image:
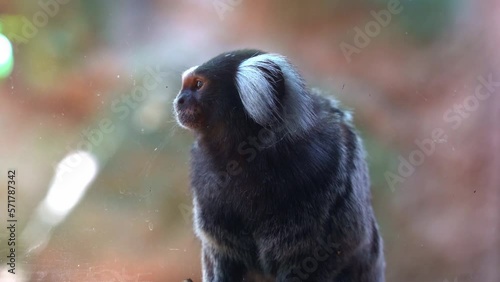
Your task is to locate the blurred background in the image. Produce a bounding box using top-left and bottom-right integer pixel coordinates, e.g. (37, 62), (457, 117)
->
(0, 0), (499, 281)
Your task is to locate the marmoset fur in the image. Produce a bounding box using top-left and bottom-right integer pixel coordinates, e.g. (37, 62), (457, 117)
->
(174, 49), (385, 282)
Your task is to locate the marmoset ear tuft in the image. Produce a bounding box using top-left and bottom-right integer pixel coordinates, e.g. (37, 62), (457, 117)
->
(235, 54), (316, 133)
(235, 54), (283, 126)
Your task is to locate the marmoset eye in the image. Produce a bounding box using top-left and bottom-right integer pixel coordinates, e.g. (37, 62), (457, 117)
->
(195, 80), (203, 90)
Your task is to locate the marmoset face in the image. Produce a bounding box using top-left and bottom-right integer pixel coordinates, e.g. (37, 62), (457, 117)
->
(174, 50), (263, 131)
(174, 49), (316, 143)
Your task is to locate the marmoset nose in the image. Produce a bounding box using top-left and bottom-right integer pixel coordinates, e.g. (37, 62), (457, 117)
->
(176, 91), (192, 108)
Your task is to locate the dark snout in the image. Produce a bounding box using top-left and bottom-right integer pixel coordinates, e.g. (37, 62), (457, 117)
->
(174, 90), (203, 129)
(175, 90), (195, 111)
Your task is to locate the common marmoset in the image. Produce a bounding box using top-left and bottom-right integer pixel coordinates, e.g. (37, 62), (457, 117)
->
(174, 50), (385, 281)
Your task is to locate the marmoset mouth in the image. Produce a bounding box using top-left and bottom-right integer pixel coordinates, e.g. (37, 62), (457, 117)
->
(174, 105), (202, 129)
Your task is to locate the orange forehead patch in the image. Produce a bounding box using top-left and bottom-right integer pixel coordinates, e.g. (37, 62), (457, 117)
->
(182, 66), (198, 89)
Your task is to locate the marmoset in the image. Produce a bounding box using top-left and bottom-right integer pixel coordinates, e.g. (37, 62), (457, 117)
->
(174, 49), (385, 281)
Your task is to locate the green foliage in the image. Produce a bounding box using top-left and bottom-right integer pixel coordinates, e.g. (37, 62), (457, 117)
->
(397, 0), (459, 43)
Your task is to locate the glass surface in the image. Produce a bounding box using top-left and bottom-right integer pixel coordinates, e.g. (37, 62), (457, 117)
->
(0, 1), (498, 281)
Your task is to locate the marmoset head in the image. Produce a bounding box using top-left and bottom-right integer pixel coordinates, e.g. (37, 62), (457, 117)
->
(174, 49), (317, 141)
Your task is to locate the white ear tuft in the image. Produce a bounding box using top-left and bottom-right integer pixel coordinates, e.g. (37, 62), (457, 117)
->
(235, 54), (316, 134)
(235, 54), (281, 125)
